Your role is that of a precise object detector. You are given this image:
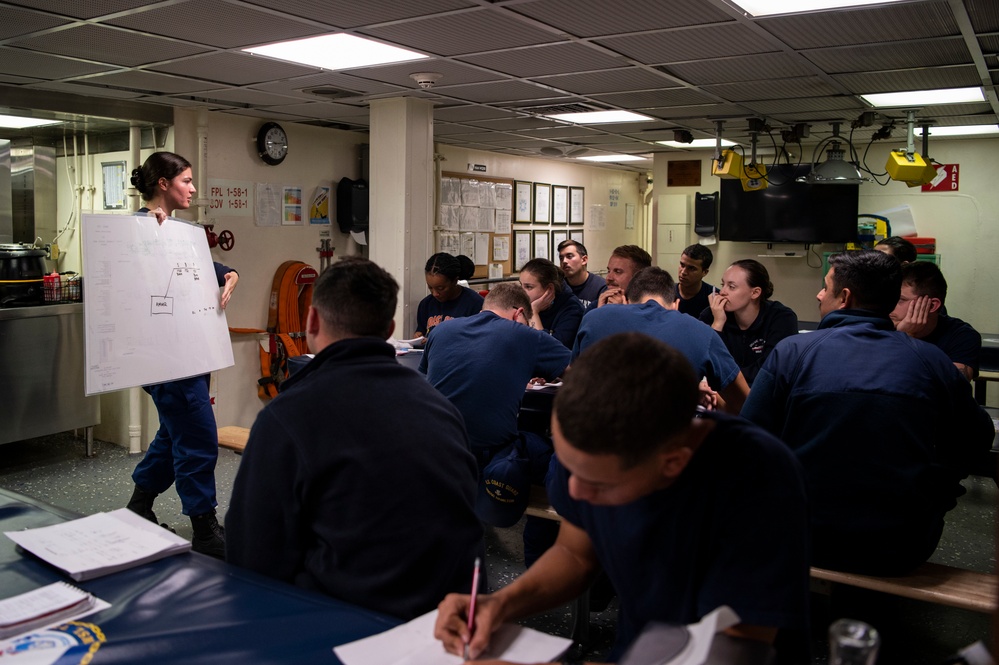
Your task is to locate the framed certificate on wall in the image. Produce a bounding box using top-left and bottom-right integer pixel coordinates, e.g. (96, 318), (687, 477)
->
(569, 187), (584, 225)
(533, 183), (551, 224)
(533, 230), (550, 261)
(514, 181), (532, 223)
(552, 185), (568, 225)
(514, 229), (532, 270)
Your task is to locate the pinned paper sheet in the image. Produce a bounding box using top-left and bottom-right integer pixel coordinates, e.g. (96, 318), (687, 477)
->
(874, 204), (917, 237)
(333, 610), (571, 665)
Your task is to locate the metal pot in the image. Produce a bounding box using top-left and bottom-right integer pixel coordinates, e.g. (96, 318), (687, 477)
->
(0, 243), (47, 307)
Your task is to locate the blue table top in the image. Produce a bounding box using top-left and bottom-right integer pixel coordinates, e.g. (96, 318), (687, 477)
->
(0, 489), (399, 663)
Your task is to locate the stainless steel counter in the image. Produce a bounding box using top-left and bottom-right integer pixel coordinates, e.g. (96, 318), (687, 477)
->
(0, 303), (100, 446)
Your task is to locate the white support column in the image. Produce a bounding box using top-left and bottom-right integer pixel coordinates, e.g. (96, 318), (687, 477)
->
(368, 97), (435, 337)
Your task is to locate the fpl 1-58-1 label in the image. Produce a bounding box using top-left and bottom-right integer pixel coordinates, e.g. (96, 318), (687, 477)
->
(208, 178), (254, 216)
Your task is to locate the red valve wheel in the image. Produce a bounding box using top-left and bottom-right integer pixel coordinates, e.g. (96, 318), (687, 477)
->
(218, 229), (235, 251)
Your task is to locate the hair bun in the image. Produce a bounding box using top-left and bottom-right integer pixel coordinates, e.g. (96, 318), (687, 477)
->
(129, 167), (143, 190)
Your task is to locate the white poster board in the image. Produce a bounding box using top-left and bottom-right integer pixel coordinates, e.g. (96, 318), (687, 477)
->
(81, 214), (234, 395)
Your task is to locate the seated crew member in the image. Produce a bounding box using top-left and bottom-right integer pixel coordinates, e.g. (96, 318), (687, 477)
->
(875, 236), (918, 264)
(419, 282), (571, 471)
(675, 243), (714, 317)
(589, 244), (652, 310)
(889, 260), (980, 381)
(574, 267), (750, 414)
(435, 333), (810, 663)
(519, 258), (584, 348)
(699, 259), (799, 386)
(414, 252), (484, 339)
(226, 257), (483, 620)
(742, 250), (994, 576)
(557, 239), (606, 308)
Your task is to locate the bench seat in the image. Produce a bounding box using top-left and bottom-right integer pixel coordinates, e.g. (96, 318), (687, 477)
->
(217, 426), (250, 453)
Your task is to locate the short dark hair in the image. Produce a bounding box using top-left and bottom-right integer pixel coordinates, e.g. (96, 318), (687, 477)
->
(730, 259), (774, 300)
(557, 239), (588, 258)
(130, 151), (191, 201)
(681, 244), (713, 270)
(875, 236), (917, 264)
(828, 250), (901, 315)
(625, 266), (676, 303)
(312, 257), (398, 338)
(425, 252), (474, 282)
(521, 258), (564, 290)
(484, 281), (533, 317)
(554, 332), (699, 468)
(901, 260), (947, 302)
(610, 245), (652, 270)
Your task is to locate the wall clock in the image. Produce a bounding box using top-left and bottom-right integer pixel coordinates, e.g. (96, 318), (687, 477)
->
(256, 122), (288, 165)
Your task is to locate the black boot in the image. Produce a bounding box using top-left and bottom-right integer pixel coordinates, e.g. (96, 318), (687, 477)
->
(191, 510), (225, 559)
(126, 485), (159, 523)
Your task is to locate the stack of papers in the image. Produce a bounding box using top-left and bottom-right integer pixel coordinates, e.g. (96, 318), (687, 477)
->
(4, 508), (191, 581)
(0, 582), (109, 640)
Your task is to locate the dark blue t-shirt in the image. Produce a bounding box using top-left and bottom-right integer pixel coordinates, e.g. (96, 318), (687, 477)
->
(547, 411), (810, 657)
(676, 281), (713, 317)
(420, 312), (570, 454)
(539, 284), (584, 348)
(573, 301), (740, 391)
(415, 287), (484, 336)
(924, 313), (981, 374)
(569, 272), (607, 309)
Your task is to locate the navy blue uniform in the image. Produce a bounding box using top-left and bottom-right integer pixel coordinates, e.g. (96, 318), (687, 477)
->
(415, 287), (484, 336)
(698, 299), (799, 386)
(548, 412), (810, 659)
(539, 284), (584, 348)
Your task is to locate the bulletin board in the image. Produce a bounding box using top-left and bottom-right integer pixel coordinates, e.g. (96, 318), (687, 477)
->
(440, 172), (514, 278)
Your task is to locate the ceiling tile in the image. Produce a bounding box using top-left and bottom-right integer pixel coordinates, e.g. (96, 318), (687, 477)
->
(757, 2), (959, 50)
(0, 6), (69, 39)
(0, 46), (117, 79)
(434, 106), (515, 122)
(182, 88), (301, 106)
(644, 103), (751, 120)
(457, 42), (628, 77)
(701, 76), (841, 103)
(591, 88), (716, 108)
(439, 80), (569, 104)
(535, 67), (676, 95)
(345, 59), (504, 88)
(462, 117), (560, 131)
(148, 52), (320, 86)
(2, 0), (159, 20)
(966, 0), (999, 31)
(265, 102), (370, 119)
(359, 10), (564, 57)
(661, 53), (817, 86)
(743, 96), (864, 115)
(597, 24), (770, 64)
(9, 24), (210, 67)
(508, 0), (733, 37)
(241, 0), (473, 29)
(27, 80), (145, 98)
(106, 0), (326, 49)
(804, 37), (973, 74)
(77, 70), (227, 95)
(833, 66), (982, 94)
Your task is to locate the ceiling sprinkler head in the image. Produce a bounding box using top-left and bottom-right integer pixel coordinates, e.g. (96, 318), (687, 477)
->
(410, 72), (443, 89)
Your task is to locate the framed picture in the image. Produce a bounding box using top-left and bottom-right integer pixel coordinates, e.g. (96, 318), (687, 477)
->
(552, 229), (569, 250)
(514, 229), (532, 271)
(533, 183), (551, 224)
(569, 229), (584, 245)
(551, 185), (568, 225)
(569, 187), (584, 225)
(514, 181), (532, 223)
(533, 230), (550, 261)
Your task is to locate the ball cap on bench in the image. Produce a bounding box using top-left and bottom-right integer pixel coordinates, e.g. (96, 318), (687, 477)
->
(477, 444), (530, 527)
(476, 432), (554, 527)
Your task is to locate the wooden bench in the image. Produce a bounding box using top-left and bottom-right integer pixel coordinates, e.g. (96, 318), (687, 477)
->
(811, 563), (997, 613)
(527, 486), (998, 615)
(217, 426), (249, 453)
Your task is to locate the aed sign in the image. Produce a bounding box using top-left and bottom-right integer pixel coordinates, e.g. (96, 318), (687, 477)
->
(922, 164), (959, 192)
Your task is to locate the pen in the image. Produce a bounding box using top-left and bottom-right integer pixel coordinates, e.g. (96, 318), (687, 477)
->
(464, 556), (481, 661)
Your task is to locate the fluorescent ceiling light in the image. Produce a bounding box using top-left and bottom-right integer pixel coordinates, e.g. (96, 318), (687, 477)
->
(730, 0), (905, 16)
(860, 87), (984, 107)
(544, 110), (653, 124)
(657, 138), (737, 149)
(917, 125), (999, 137)
(0, 114), (61, 129)
(578, 154), (649, 162)
(244, 34), (428, 71)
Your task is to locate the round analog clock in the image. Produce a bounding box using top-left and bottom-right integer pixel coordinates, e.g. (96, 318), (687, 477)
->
(256, 122), (288, 165)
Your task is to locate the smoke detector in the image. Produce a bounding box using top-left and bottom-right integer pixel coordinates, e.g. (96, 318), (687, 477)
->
(409, 72), (443, 89)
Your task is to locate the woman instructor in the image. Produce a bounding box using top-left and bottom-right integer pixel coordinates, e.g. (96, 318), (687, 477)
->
(124, 151), (237, 559)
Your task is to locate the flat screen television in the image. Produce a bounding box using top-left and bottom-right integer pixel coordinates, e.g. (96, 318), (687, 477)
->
(718, 164), (859, 244)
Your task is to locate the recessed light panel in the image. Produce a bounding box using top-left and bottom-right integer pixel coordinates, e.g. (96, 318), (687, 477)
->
(244, 34), (428, 71)
(544, 111), (653, 124)
(578, 154), (649, 162)
(860, 87), (985, 107)
(0, 114), (61, 129)
(730, 0), (905, 16)
(657, 139), (737, 149)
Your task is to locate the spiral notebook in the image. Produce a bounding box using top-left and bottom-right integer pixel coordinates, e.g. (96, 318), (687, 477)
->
(0, 582), (109, 640)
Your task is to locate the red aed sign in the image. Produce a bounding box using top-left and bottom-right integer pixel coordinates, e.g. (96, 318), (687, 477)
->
(922, 164), (959, 192)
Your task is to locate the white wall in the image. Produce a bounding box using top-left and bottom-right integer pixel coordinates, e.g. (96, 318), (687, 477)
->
(652, 137), (999, 334)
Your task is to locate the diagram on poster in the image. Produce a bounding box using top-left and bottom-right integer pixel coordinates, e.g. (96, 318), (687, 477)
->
(82, 214), (234, 395)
